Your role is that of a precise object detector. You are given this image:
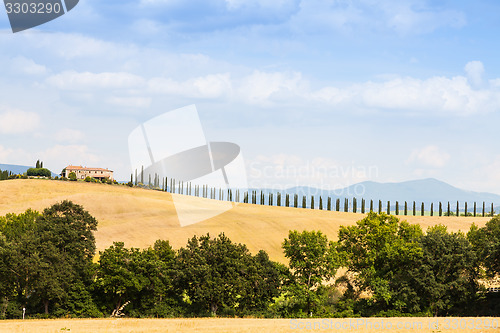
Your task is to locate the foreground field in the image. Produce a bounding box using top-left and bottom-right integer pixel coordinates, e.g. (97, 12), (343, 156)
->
(0, 179), (492, 262)
(1, 317), (499, 333)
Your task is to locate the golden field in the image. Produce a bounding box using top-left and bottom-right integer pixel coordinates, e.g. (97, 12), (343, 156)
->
(0, 179), (493, 263)
(0, 317), (499, 333)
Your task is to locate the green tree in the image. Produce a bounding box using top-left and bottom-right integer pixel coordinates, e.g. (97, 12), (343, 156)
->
(415, 225), (479, 316)
(96, 242), (149, 316)
(176, 233), (258, 316)
(468, 216), (500, 277)
(35, 201), (98, 314)
(68, 172), (77, 181)
(337, 213), (424, 314)
(27, 168), (51, 177)
(282, 230), (340, 316)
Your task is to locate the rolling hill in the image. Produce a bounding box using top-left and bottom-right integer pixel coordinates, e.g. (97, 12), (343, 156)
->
(0, 179), (493, 263)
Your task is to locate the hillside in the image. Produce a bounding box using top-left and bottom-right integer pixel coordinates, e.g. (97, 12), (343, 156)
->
(0, 179), (492, 263)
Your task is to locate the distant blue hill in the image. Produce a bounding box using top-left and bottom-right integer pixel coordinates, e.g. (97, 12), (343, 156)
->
(252, 178), (500, 207)
(0, 163), (59, 177)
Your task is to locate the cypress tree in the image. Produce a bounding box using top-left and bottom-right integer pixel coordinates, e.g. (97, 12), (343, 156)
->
(387, 201), (390, 215)
(483, 202), (485, 217)
(413, 201), (416, 216)
(327, 197), (331, 211)
(430, 203), (434, 216)
(269, 193), (273, 206)
(447, 202), (450, 216)
(135, 169), (138, 185)
(395, 201), (399, 215)
(311, 195), (314, 209)
(294, 194), (298, 208)
(465, 202), (468, 216)
(491, 203), (495, 216)
(404, 201), (408, 216)
(439, 202), (442, 216)
(370, 200), (373, 212)
(141, 165), (144, 184)
(457, 201), (459, 217)
(344, 198), (349, 212)
(130, 173), (133, 184)
(353, 198), (357, 213)
(378, 200), (382, 214)
(421, 202), (424, 216)
(361, 198), (365, 214)
(319, 197), (323, 210)
(474, 202), (477, 217)
(302, 196), (306, 209)
(277, 193), (281, 207)
(285, 194), (289, 207)
(336, 198), (340, 212)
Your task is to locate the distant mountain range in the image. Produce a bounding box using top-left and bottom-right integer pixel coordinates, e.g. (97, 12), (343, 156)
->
(0, 163), (59, 178)
(255, 178), (500, 207)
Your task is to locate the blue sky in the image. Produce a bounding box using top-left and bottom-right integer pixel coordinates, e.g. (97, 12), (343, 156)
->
(1, 0), (500, 192)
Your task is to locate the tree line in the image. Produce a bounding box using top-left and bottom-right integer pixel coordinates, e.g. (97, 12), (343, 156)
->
(130, 172), (498, 217)
(0, 202), (499, 319)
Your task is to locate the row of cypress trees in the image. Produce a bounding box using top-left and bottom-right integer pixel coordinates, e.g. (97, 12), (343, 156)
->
(131, 170), (496, 217)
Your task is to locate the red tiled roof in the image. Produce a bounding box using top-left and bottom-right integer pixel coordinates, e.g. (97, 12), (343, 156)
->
(66, 165), (113, 172)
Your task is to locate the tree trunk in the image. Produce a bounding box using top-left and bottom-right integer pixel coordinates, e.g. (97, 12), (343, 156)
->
(210, 303), (218, 317)
(44, 300), (49, 314)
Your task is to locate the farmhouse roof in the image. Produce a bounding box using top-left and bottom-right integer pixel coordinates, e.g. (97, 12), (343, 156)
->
(66, 165), (113, 172)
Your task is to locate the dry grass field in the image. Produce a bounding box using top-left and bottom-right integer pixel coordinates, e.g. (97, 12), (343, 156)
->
(0, 179), (493, 263)
(0, 317), (499, 333)
(0, 179), (499, 332)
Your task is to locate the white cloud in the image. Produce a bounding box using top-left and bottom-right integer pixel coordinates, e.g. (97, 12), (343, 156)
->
(407, 145), (450, 168)
(0, 108), (40, 134)
(247, 153), (376, 189)
(106, 96), (152, 108)
(465, 61), (485, 87)
(43, 64), (500, 116)
(290, 0), (465, 35)
(11, 56), (47, 75)
(54, 129), (85, 143)
(46, 71), (146, 90)
(0, 145), (31, 165)
(40, 145), (100, 173)
(148, 73), (232, 99)
(237, 71), (305, 105)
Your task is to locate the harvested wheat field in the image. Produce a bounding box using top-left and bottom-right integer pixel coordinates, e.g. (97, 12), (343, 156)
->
(0, 317), (499, 333)
(0, 179), (492, 263)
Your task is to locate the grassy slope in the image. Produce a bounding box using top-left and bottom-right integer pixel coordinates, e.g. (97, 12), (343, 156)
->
(0, 179), (491, 263)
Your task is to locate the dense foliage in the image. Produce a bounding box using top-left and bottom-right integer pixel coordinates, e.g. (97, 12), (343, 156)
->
(26, 168), (51, 177)
(0, 205), (498, 319)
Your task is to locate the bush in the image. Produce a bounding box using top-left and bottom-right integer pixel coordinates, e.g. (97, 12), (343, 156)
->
(68, 172), (77, 181)
(84, 176), (92, 183)
(27, 168), (51, 177)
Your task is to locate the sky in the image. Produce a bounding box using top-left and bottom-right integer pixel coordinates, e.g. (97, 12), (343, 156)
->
(1, 0), (500, 192)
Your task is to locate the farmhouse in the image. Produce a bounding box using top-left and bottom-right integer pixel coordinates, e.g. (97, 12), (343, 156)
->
(64, 165), (114, 181)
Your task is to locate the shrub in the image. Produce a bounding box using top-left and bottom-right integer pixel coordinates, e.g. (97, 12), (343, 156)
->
(27, 168), (51, 177)
(68, 172), (77, 181)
